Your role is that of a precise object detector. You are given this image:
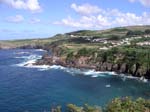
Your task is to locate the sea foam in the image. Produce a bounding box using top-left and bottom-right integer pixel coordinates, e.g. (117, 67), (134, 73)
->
(14, 51), (30, 55)
(35, 49), (46, 52)
(15, 53), (149, 83)
(15, 54), (42, 67)
(105, 85), (111, 88)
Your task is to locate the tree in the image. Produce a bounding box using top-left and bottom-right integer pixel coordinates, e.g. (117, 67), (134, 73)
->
(126, 30), (144, 36)
(105, 97), (150, 112)
(126, 30), (134, 36)
(145, 29), (150, 34)
(77, 48), (89, 56)
(101, 51), (108, 62)
(108, 35), (120, 41)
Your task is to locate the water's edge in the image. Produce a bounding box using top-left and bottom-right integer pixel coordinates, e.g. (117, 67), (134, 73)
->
(14, 51), (148, 83)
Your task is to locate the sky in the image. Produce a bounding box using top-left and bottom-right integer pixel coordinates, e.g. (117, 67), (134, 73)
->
(0, 0), (150, 40)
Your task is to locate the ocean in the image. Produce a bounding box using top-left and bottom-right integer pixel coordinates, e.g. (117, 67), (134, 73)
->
(0, 49), (150, 112)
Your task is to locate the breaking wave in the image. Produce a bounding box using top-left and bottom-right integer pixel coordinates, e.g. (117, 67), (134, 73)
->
(14, 51), (30, 55)
(35, 49), (47, 52)
(15, 54), (42, 67)
(14, 54), (148, 83)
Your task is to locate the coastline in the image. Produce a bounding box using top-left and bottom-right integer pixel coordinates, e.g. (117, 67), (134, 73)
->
(1, 45), (148, 82)
(32, 53), (148, 82)
(1, 43), (149, 82)
(16, 55), (148, 83)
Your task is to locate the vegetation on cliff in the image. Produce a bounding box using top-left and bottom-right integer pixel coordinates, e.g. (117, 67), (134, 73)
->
(36, 26), (150, 79)
(51, 97), (150, 112)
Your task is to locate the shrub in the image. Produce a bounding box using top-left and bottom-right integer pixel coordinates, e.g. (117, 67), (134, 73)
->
(105, 97), (150, 112)
(77, 48), (96, 57)
(50, 97), (150, 112)
(67, 104), (83, 112)
(145, 29), (150, 34)
(67, 52), (74, 59)
(67, 104), (102, 112)
(108, 35), (120, 41)
(126, 30), (144, 36)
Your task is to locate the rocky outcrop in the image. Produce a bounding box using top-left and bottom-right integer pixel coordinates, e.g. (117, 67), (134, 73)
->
(35, 54), (150, 79)
(34, 41), (150, 79)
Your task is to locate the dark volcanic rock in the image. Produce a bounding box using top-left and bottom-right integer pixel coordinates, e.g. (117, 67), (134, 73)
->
(35, 53), (150, 79)
(120, 63), (127, 73)
(112, 64), (118, 71)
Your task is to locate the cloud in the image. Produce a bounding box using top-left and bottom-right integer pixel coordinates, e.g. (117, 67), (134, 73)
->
(71, 3), (101, 15)
(30, 18), (41, 24)
(129, 0), (136, 2)
(54, 15), (110, 29)
(54, 3), (150, 29)
(0, 29), (14, 33)
(54, 16), (94, 28)
(0, 0), (42, 13)
(5, 15), (24, 23)
(128, 0), (150, 7)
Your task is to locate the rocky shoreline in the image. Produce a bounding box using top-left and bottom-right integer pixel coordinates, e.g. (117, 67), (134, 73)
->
(35, 53), (150, 80)
(1, 42), (150, 80)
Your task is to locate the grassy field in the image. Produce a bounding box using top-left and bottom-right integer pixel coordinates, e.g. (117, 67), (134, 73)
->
(1, 25), (150, 49)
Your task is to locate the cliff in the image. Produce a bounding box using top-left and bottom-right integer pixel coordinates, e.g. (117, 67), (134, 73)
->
(35, 55), (150, 79)
(35, 44), (150, 79)
(34, 27), (150, 79)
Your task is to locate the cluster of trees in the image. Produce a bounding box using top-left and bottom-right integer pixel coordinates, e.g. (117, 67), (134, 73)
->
(105, 97), (150, 112)
(107, 35), (120, 41)
(126, 29), (150, 36)
(66, 46), (150, 72)
(96, 47), (119, 63)
(76, 48), (96, 57)
(51, 97), (150, 112)
(145, 29), (150, 34)
(68, 37), (90, 44)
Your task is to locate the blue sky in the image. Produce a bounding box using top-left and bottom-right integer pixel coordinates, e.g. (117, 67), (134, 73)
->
(0, 0), (150, 40)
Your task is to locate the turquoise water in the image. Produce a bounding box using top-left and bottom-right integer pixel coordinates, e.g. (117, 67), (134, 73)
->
(0, 49), (150, 112)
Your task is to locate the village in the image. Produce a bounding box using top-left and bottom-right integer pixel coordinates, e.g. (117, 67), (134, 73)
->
(69, 33), (150, 50)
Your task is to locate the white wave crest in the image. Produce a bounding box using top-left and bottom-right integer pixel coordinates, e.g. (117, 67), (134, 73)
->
(105, 84), (111, 88)
(15, 55), (42, 59)
(139, 76), (148, 83)
(14, 52), (30, 55)
(38, 65), (66, 71)
(14, 54), (149, 83)
(35, 49), (46, 52)
(15, 54), (42, 67)
(50, 65), (65, 70)
(119, 74), (148, 83)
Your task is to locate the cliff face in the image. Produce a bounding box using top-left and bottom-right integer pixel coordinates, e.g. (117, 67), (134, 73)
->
(34, 42), (150, 79)
(35, 53), (150, 79)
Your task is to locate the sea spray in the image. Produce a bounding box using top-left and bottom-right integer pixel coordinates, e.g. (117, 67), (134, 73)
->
(15, 53), (149, 83)
(15, 54), (42, 67)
